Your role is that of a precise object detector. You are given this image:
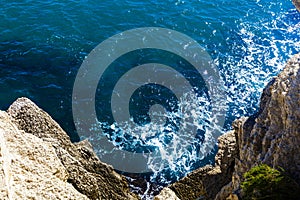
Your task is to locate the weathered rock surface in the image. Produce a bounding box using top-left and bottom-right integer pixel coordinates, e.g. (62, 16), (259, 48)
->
(1, 52), (300, 199)
(216, 53), (300, 198)
(233, 53), (300, 191)
(157, 53), (300, 200)
(293, 0), (300, 12)
(0, 111), (88, 199)
(154, 188), (180, 200)
(3, 97), (138, 200)
(155, 131), (237, 200)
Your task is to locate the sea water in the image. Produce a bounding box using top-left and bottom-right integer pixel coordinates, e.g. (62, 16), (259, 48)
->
(1, 0), (300, 198)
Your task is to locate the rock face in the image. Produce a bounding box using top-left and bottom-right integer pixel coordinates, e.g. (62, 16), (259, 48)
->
(155, 130), (237, 200)
(0, 111), (88, 199)
(154, 188), (180, 200)
(0, 97), (138, 200)
(293, 0), (300, 12)
(230, 53), (300, 194)
(1, 52), (300, 199)
(156, 53), (300, 200)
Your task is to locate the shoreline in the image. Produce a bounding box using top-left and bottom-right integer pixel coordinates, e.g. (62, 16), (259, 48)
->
(0, 53), (299, 199)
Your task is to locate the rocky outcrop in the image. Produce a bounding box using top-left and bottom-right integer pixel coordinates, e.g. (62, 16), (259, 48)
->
(155, 130), (237, 200)
(1, 52), (300, 199)
(293, 0), (300, 12)
(216, 53), (300, 198)
(156, 53), (300, 200)
(154, 188), (180, 200)
(0, 111), (88, 199)
(0, 97), (138, 200)
(232, 53), (300, 193)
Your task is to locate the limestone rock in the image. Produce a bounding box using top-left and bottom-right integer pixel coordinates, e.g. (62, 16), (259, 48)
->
(225, 194), (239, 200)
(155, 53), (300, 199)
(215, 131), (237, 173)
(169, 165), (221, 200)
(0, 147), (7, 199)
(293, 0), (300, 12)
(154, 188), (180, 200)
(215, 54), (300, 199)
(214, 182), (234, 200)
(2, 51), (300, 199)
(0, 111), (88, 199)
(231, 53), (300, 193)
(7, 97), (138, 200)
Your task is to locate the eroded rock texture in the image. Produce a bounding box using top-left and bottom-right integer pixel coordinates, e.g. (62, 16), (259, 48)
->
(154, 188), (180, 200)
(233, 53), (300, 190)
(1, 52), (300, 199)
(215, 53), (300, 199)
(0, 111), (88, 199)
(157, 53), (300, 200)
(2, 97), (138, 200)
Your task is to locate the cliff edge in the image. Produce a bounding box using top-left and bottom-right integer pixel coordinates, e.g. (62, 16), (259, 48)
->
(228, 52), (300, 197)
(156, 53), (300, 200)
(1, 54), (300, 200)
(0, 98), (138, 200)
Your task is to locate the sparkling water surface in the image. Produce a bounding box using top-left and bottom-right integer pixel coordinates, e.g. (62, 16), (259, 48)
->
(1, 0), (300, 198)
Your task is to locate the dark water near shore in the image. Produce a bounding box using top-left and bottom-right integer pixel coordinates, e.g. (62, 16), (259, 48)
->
(1, 0), (300, 198)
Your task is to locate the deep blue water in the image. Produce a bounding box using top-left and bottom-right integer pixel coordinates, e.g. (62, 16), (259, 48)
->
(1, 0), (300, 197)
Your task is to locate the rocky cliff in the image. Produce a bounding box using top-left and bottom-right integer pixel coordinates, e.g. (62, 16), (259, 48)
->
(1, 49), (300, 200)
(1, 52), (300, 199)
(228, 52), (300, 197)
(155, 53), (300, 200)
(0, 111), (89, 200)
(0, 97), (138, 200)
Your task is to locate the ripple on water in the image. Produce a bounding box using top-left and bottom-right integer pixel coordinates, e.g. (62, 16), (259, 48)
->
(1, 0), (300, 198)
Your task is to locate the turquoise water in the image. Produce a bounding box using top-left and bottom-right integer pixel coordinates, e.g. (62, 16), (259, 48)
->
(1, 0), (300, 197)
